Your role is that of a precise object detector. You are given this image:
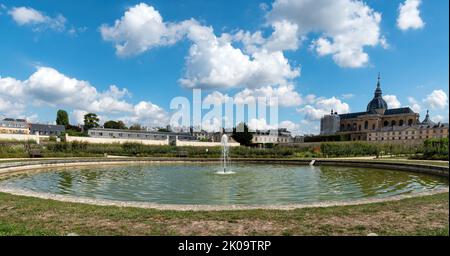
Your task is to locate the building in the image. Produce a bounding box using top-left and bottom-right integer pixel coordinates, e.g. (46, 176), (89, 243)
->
(88, 128), (196, 142)
(252, 128), (293, 145)
(0, 118), (29, 134)
(320, 110), (340, 135)
(30, 124), (66, 136)
(367, 111), (449, 141)
(320, 75), (449, 142)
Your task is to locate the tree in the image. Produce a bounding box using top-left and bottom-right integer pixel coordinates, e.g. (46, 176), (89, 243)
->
(104, 120), (127, 130)
(129, 124), (142, 131)
(56, 110), (69, 127)
(232, 123), (253, 146)
(83, 113), (100, 130)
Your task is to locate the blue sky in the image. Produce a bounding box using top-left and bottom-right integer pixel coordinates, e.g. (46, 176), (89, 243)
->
(0, 0), (448, 134)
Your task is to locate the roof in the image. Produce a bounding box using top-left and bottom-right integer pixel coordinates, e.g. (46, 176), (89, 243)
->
(384, 107), (415, 115)
(89, 128), (193, 136)
(339, 112), (367, 120)
(30, 124), (65, 132)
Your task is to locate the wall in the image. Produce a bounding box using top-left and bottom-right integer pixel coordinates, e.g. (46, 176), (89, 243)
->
(0, 133), (48, 142)
(176, 140), (240, 147)
(65, 135), (241, 147)
(66, 135), (169, 145)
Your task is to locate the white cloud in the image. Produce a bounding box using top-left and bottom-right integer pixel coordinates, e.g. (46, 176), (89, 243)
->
(407, 97), (421, 113)
(268, 0), (385, 68)
(203, 91), (233, 105)
(433, 114), (448, 123)
(71, 109), (88, 125)
(264, 20), (300, 52)
(0, 76), (26, 116)
(203, 83), (302, 108)
(247, 118), (301, 134)
(341, 93), (354, 99)
(100, 3), (195, 56)
(397, 0), (425, 31)
(383, 95), (401, 109)
(127, 101), (169, 127)
(279, 120), (300, 133)
(234, 84), (302, 107)
(0, 67), (169, 126)
(297, 96), (350, 121)
(180, 32), (300, 89)
(101, 3), (300, 90)
(8, 6), (66, 32)
(424, 90), (448, 110)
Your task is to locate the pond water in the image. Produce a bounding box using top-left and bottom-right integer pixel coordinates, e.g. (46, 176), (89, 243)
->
(0, 163), (447, 205)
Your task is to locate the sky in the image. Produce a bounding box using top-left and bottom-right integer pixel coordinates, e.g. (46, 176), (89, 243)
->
(0, 0), (448, 135)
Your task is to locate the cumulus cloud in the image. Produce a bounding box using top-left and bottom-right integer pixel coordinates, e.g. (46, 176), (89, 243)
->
(424, 90), (448, 110)
(383, 95), (401, 109)
(101, 3), (300, 91)
(203, 84), (302, 108)
(0, 76), (26, 116)
(397, 0), (425, 31)
(100, 3), (196, 56)
(234, 84), (302, 107)
(8, 6), (66, 32)
(407, 97), (421, 113)
(180, 29), (300, 89)
(297, 96), (350, 121)
(0, 67), (169, 126)
(247, 118), (300, 134)
(268, 0), (385, 68)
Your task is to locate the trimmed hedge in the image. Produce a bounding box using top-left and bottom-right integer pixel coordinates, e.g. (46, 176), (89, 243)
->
(0, 139), (444, 159)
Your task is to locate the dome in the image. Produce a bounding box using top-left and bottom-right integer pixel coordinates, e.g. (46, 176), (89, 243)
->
(421, 110), (436, 127)
(366, 74), (388, 114)
(367, 97), (388, 113)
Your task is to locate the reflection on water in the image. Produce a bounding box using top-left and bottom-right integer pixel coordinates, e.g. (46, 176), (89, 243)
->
(0, 163), (447, 205)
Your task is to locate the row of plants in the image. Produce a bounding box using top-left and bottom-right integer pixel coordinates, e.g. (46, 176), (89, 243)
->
(411, 138), (449, 160)
(0, 139), (447, 159)
(319, 141), (423, 158)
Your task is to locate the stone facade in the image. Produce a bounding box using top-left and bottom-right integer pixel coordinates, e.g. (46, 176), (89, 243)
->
(320, 76), (449, 142)
(320, 111), (341, 135)
(0, 118), (29, 134)
(252, 129), (293, 145)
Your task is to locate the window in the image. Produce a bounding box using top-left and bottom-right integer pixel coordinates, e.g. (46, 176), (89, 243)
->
(384, 121), (389, 127)
(391, 120), (397, 126)
(408, 119), (413, 126)
(399, 120), (404, 126)
(364, 121), (369, 130)
(372, 124), (376, 130)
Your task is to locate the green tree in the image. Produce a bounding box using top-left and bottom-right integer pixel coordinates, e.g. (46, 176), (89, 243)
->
(84, 113), (100, 130)
(129, 124), (142, 131)
(56, 110), (70, 127)
(104, 120), (127, 130)
(232, 123), (253, 146)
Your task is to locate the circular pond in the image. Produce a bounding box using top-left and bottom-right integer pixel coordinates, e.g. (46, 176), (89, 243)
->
(0, 163), (447, 205)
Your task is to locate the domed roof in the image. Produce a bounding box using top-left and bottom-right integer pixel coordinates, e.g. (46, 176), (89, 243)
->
(366, 74), (388, 113)
(421, 110), (436, 127)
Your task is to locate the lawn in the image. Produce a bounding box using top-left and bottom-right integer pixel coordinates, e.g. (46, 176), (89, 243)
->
(0, 192), (448, 236)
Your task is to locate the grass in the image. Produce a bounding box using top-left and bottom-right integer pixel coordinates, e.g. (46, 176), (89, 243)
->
(0, 192), (448, 236)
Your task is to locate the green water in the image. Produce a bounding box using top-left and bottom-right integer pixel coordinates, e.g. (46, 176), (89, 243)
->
(0, 163), (447, 205)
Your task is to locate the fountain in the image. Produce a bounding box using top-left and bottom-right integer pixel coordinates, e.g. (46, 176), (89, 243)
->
(217, 134), (234, 175)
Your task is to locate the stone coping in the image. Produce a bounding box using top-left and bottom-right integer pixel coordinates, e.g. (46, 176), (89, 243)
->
(0, 158), (448, 211)
(0, 157), (448, 177)
(0, 186), (447, 211)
